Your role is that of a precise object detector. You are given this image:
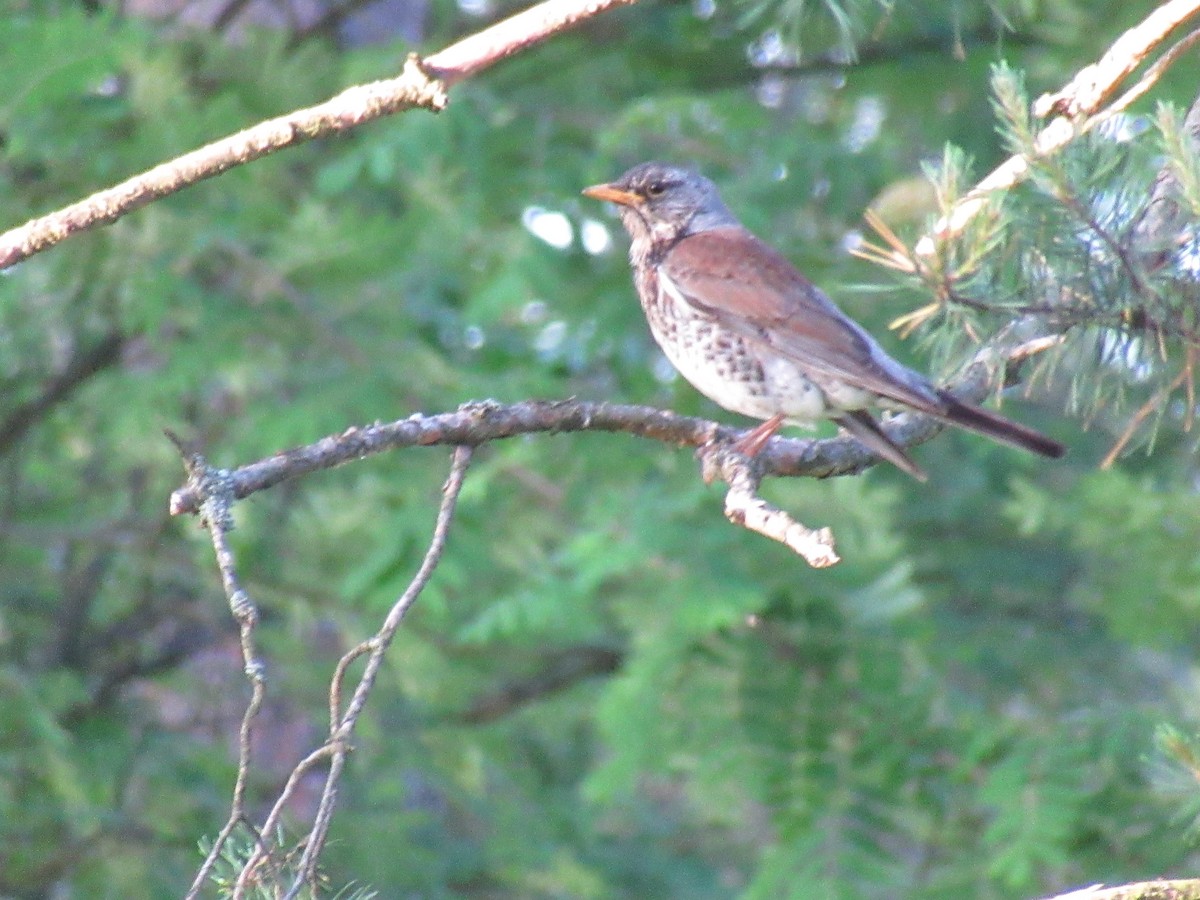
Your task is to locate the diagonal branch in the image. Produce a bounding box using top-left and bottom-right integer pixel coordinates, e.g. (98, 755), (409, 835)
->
(457, 645), (623, 724)
(421, 0), (636, 84)
(0, 55), (445, 272)
(0, 0), (639, 271)
(0, 330), (125, 456)
(283, 446), (472, 897)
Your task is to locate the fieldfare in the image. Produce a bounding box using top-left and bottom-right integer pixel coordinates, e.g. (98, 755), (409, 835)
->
(583, 161), (1064, 480)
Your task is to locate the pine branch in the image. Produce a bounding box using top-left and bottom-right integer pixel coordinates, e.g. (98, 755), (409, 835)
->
(910, 0), (1200, 259)
(855, 3), (1200, 459)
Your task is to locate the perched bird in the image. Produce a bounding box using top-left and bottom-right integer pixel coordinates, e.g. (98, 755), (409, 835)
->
(582, 162), (1064, 480)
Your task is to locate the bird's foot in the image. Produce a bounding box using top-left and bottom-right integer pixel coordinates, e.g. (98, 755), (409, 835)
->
(731, 414), (785, 458)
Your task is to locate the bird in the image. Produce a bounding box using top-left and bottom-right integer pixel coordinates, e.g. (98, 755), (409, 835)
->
(582, 161), (1065, 480)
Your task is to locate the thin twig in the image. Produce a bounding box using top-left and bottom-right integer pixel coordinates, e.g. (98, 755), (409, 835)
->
(226, 448), (471, 896)
(287, 446), (473, 897)
(328, 639), (373, 732)
(230, 744), (338, 898)
(697, 441), (840, 567)
(174, 443), (267, 900)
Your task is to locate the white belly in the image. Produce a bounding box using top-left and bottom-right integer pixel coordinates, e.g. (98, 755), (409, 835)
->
(652, 316), (838, 425)
(644, 266), (876, 425)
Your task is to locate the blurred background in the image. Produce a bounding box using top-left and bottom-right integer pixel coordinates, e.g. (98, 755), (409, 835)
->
(3, 0), (1200, 896)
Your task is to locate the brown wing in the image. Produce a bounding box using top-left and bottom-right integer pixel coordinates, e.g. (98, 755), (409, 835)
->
(661, 227), (944, 412)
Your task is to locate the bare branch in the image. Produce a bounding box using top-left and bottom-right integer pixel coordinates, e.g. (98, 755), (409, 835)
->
(167, 321), (1055, 568)
(1032, 0), (1200, 119)
(698, 441), (840, 567)
(724, 471), (840, 567)
(0, 56), (444, 272)
(170, 321), (1046, 494)
(162, 399), (918, 518)
(222, 446), (473, 898)
(457, 646), (623, 724)
(293, 445), (472, 897)
(0, 0), (639, 271)
(1035, 879), (1200, 900)
(423, 0), (637, 85)
(175, 443), (268, 900)
(0, 330), (125, 456)
(168, 400), (719, 515)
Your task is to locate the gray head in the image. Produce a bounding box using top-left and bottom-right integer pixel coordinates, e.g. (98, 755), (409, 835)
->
(582, 162), (738, 245)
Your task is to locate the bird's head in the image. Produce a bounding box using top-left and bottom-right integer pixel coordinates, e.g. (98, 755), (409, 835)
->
(583, 162), (737, 246)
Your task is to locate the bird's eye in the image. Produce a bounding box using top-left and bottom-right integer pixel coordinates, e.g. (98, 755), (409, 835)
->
(646, 181), (666, 197)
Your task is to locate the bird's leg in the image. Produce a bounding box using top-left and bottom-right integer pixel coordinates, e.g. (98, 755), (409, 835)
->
(732, 414), (785, 457)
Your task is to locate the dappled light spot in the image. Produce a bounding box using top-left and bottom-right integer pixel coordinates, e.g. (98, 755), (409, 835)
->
(756, 74), (785, 110)
(522, 206), (574, 250)
(534, 320), (568, 355)
(580, 218), (613, 255)
(843, 96), (885, 154)
(521, 300), (548, 324)
(652, 353), (679, 384)
(457, 0), (492, 17)
(464, 325), (485, 350)
(747, 29), (797, 68)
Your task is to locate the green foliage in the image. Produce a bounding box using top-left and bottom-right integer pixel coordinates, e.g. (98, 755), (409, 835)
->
(3, 1), (1200, 898)
(900, 63), (1200, 452)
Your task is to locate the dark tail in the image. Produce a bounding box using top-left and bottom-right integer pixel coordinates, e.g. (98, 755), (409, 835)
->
(833, 410), (928, 482)
(934, 390), (1066, 459)
(835, 396), (1064, 481)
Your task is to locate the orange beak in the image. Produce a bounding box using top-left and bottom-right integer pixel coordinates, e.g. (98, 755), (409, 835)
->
(582, 183), (642, 207)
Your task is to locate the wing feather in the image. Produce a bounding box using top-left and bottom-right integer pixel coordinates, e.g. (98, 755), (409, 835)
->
(661, 228), (944, 413)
